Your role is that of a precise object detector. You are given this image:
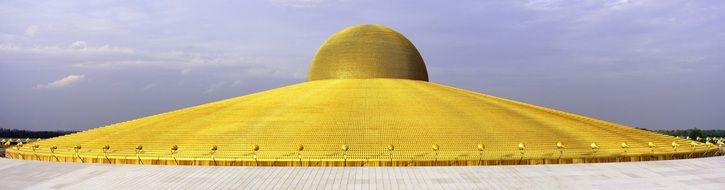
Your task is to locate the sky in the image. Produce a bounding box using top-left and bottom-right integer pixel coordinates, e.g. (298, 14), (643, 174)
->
(1, 0), (724, 131)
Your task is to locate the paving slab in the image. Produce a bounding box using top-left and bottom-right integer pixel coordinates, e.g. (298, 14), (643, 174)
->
(0, 156), (723, 189)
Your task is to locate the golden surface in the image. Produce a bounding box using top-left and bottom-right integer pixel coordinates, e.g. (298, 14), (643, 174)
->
(307, 25), (428, 81)
(4, 24), (717, 166)
(4, 79), (715, 166)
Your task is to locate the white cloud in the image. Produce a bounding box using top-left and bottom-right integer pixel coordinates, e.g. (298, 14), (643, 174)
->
(605, 0), (648, 10)
(180, 68), (193, 75)
(0, 41), (302, 80)
(69, 41), (87, 50)
(269, 0), (337, 7)
(0, 34), (15, 41)
(22, 24), (55, 37)
(2, 42), (247, 68)
(34, 74), (85, 89)
(24, 25), (40, 37)
(36, 74), (86, 89)
(522, 0), (565, 11)
(0, 42), (135, 55)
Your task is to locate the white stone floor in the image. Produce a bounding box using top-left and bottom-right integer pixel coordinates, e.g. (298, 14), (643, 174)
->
(0, 156), (723, 190)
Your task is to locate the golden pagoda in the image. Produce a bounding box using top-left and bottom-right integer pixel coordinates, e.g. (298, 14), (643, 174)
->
(4, 25), (718, 166)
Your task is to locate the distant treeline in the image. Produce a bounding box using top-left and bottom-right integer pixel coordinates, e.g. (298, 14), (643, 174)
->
(638, 128), (725, 139)
(0, 128), (76, 139)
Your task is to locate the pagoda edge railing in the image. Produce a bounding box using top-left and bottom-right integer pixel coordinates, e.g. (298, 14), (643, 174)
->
(3, 146), (723, 167)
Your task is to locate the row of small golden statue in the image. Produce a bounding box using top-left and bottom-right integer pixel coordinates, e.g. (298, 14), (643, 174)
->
(5, 138), (724, 165)
(1, 138), (40, 144)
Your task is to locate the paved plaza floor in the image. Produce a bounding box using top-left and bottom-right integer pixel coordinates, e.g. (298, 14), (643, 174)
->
(0, 156), (723, 189)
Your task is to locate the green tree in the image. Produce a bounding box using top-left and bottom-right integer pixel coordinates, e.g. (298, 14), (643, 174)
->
(687, 128), (703, 140)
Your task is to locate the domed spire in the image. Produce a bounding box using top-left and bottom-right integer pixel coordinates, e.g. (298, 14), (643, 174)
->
(307, 24), (429, 81)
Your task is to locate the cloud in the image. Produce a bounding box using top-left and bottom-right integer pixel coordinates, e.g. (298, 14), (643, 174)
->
(69, 41), (87, 50)
(269, 0), (338, 7)
(604, 0), (648, 10)
(24, 25), (40, 37)
(0, 42), (135, 55)
(0, 41), (303, 79)
(180, 68), (193, 75)
(34, 74), (85, 89)
(522, 0), (566, 11)
(22, 24), (54, 37)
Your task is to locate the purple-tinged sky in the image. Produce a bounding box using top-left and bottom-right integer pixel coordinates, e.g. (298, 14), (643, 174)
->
(1, 0), (724, 131)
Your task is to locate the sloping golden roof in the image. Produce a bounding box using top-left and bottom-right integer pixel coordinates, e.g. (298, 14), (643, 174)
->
(4, 25), (716, 166)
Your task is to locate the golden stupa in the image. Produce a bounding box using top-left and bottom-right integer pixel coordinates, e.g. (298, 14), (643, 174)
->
(4, 25), (719, 166)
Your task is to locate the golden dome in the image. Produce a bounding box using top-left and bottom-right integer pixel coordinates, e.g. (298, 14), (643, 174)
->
(307, 24), (429, 81)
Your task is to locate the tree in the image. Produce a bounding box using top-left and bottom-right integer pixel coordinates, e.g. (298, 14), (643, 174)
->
(687, 128), (703, 140)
